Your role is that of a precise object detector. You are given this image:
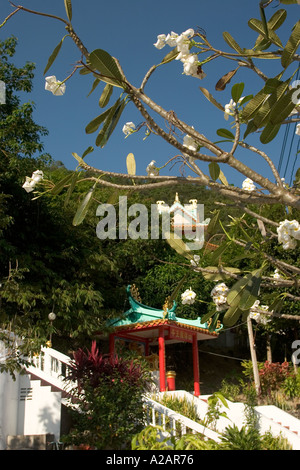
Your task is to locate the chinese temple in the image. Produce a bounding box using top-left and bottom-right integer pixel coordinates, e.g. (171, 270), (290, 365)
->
(105, 285), (222, 396)
(156, 193), (217, 251)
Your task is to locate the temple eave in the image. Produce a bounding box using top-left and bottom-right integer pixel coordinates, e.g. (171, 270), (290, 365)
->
(112, 318), (219, 342)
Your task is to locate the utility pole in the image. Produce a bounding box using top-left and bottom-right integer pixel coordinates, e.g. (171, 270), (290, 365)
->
(247, 315), (261, 396)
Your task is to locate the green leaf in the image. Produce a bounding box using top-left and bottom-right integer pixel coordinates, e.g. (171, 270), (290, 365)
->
(200, 311), (215, 324)
(216, 128), (235, 139)
(231, 82), (245, 103)
(202, 267), (241, 281)
(281, 20), (300, 68)
(207, 210), (220, 235)
(219, 170), (229, 186)
(126, 153), (136, 176)
(263, 78), (282, 94)
(64, 171), (80, 207)
(212, 392), (229, 408)
(254, 36), (272, 51)
(223, 304), (244, 327)
(96, 98), (126, 148)
(227, 268), (262, 310)
(279, 0), (298, 4)
(82, 146), (94, 158)
(51, 173), (73, 195)
(85, 108), (112, 134)
(260, 122), (281, 144)
(87, 78), (101, 97)
(240, 88), (268, 121)
(210, 241), (232, 265)
(222, 32), (243, 53)
(160, 48), (179, 64)
(99, 83), (113, 108)
(199, 87), (225, 111)
(165, 232), (189, 257)
(267, 9), (287, 31)
(252, 81), (289, 129)
(209, 162), (220, 181)
(72, 152), (84, 166)
(72, 184), (96, 226)
(79, 65), (92, 75)
(243, 120), (258, 139)
(64, 0), (72, 21)
(248, 18), (283, 47)
(168, 276), (187, 304)
(238, 95), (253, 106)
(43, 36), (68, 75)
(269, 296), (285, 314)
(269, 87), (296, 123)
(259, 5), (269, 39)
(89, 49), (124, 87)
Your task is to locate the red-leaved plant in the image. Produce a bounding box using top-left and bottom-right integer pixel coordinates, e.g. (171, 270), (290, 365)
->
(67, 340), (149, 390)
(258, 361), (291, 396)
(62, 341), (151, 450)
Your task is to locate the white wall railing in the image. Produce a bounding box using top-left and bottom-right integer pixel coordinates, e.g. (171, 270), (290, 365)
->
(26, 347), (74, 394)
(143, 395), (222, 444)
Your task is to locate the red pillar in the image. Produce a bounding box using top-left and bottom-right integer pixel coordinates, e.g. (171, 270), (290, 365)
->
(192, 333), (200, 396)
(158, 327), (166, 392)
(109, 333), (115, 357)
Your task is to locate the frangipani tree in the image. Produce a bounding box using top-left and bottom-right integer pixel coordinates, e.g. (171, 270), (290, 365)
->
(2, 0), (300, 332)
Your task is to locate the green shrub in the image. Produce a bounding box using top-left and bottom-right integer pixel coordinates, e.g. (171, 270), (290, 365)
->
(157, 394), (201, 423)
(282, 371), (300, 399)
(131, 426), (217, 450)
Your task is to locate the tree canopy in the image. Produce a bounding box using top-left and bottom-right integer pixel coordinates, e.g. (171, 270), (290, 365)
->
(1, 0), (300, 370)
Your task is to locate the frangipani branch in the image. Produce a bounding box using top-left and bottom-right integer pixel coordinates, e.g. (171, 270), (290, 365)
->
(5, 3), (300, 210)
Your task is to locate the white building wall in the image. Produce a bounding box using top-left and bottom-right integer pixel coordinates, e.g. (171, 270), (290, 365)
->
(18, 374), (62, 441)
(0, 370), (20, 450)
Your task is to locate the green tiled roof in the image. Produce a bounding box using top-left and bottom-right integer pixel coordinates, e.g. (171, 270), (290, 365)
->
(107, 285), (222, 333)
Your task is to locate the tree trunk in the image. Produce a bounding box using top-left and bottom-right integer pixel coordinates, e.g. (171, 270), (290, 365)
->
(247, 315), (261, 396)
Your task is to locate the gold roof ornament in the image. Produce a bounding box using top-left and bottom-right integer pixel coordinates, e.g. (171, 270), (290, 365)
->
(130, 284), (142, 303)
(162, 296), (172, 319)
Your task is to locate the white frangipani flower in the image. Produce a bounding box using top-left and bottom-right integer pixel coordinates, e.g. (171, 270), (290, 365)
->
(181, 287), (196, 305)
(280, 177), (288, 189)
(183, 133), (198, 152)
(45, 76), (66, 96)
(211, 282), (229, 296)
(146, 160), (159, 176)
(272, 268), (281, 280)
(176, 34), (191, 60)
(153, 34), (166, 49)
(122, 122), (136, 136)
(224, 99), (236, 120)
(31, 170), (44, 183)
(277, 219), (300, 250)
(154, 28), (205, 79)
(211, 283), (229, 311)
(181, 54), (199, 77)
(296, 123), (300, 136)
(224, 97), (244, 120)
(242, 178), (256, 192)
(22, 177), (36, 193)
(22, 170), (44, 193)
(213, 294), (228, 311)
(249, 300), (270, 325)
(165, 31), (178, 47)
(190, 254), (200, 267)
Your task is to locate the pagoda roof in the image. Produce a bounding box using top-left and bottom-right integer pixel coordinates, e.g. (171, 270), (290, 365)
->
(106, 286), (221, 341)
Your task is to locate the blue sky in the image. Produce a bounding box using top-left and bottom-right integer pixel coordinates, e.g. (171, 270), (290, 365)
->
(1, 0), (300, 188)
